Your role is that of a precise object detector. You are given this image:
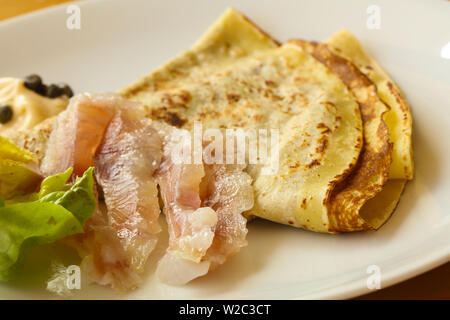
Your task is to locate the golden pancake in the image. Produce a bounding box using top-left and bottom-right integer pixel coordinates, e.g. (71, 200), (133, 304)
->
(120, 9), (365, 232)
(293, 40), (392, 231)
(325, 30), (413, 180)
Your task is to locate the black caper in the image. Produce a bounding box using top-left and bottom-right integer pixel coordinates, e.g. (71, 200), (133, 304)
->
(35, 83), (48, 96)
(46, 84), (63, 98)
(57, 83), (74, 98)
(0, 104), (13, 124)
(24, 74), (43, 91)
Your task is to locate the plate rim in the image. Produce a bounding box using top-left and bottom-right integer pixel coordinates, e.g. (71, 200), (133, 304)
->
(0, 0), (449, 300)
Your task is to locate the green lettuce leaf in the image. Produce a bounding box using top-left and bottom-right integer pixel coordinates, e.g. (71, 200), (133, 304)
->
(39, 167), (96, 225)
(0, 167), (96, 280)
(0, 202), (83, 280)
(38, 168), (73, 198)
(0, 137), (42, 200)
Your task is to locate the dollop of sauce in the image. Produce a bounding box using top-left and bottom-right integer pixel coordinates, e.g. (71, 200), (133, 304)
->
(0, 78), (69, 136)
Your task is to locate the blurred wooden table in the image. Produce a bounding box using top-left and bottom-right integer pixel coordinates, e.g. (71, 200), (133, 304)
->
(1, 0), (449, 300)
(0, 0), (74, 21)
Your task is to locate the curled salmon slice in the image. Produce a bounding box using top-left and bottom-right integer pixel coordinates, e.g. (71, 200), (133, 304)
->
(41, 94), (116, 178)
(44, 94), (162, 290)
(154, 123), (254, 285)
(202, 163), (253, 270)
(153, 123), (217, 263)
(95, 109), (162, 274)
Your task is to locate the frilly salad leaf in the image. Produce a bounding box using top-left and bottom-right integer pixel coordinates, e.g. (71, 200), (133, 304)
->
(0, 137), (42, 200)
(0, 136), (35, 162)
(0, 167), (96, 280)
(38, 168), (96, 225)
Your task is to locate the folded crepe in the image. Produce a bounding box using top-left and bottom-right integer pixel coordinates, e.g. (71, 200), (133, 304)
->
(120, 8), (413, 233)
(121, 9), (364, 232)
(322, 30), (413, 228)
(325, 30), (414, 181)
(6, 8), (413, 234)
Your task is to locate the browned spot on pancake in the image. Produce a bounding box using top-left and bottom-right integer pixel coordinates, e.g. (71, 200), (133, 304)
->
(387, 81), (393, 90)
(288, 220), (294, 225)
(317, 122), (331, 134)
(356, 136), (363, 149)
(167, 113), (186, 127)
(177, 90), (192, 103)
(150, 108), (186, 127)
(306, 159), (320, 168)
(226, 93), (241, 103)
(301, 198), (307, 209)
(316, 136), (329, 154)
(265, 80), (276, 87)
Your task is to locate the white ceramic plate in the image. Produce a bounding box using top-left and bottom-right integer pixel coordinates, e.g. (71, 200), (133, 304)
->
(0, 0), (449, 300)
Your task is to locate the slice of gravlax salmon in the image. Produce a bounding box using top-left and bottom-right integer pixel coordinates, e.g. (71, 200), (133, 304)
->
(95, 108), (162, 275)
(154, 123), (253, 285)
(201, 163), (253, 270)
(41, 94), (115, 178)
(44, 94), (163, 290)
